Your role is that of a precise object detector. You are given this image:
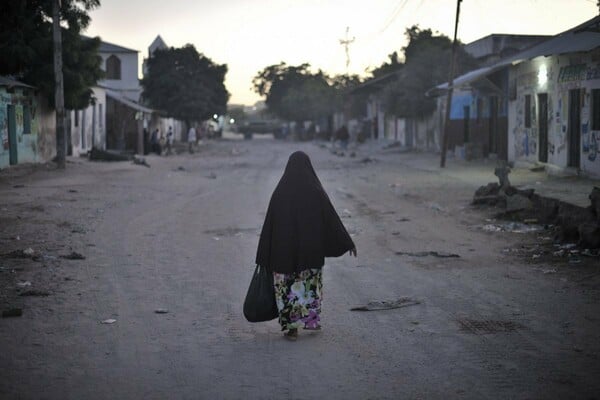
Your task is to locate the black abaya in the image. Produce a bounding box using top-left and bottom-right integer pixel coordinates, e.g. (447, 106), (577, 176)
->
(256, 151), (355, 274)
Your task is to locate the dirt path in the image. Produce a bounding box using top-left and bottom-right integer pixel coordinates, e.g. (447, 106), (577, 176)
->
(1, 139), (599, 399)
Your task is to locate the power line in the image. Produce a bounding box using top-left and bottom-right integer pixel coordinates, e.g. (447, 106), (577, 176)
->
(380, 0), (410, 33)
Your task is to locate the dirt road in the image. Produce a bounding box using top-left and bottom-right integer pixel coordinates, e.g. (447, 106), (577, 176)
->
(1, 138), (599, 399)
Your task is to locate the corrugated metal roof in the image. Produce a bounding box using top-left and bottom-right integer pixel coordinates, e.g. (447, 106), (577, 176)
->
(435, 16), (600, 92)
(0, 76), (35, 89)
(98, 40), (139, 54)
(105, 89), (153, 113)
(349, 70), (402, 95)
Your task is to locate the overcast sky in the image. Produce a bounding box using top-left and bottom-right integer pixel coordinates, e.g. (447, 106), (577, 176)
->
(85, 0), (598, 106)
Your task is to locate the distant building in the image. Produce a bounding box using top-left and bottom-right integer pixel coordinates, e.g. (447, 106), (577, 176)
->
(96, 39), (142, 102)
(86, 38), (159, 152)
(67, 86), (107, 156)
(143, 35), (168, 77)
(464, 34), (551, 66)
(436, 15), (600, 178)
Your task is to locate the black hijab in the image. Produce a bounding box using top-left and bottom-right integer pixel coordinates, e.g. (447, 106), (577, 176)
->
(256, 151), (355, 274)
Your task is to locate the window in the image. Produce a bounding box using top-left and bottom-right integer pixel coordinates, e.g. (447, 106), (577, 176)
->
(525, 94), (531, 128)
(23, 105), (31, 134)
(98, 104), (103, 128)
(74, 110), (79, 127)
(592, 89), (600, 131)
(106, 55), (121, 80)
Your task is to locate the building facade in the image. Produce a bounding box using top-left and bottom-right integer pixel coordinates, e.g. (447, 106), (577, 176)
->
(509, 49), (600, 177)
(0, 77), (55, 169)
(68, 86), (107, 155)
(97, 40), (142, 102)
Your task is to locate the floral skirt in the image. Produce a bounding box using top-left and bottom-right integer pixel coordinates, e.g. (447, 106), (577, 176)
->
(273, 268), (323, 331)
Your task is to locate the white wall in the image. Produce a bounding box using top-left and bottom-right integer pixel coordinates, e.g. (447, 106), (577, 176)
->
(69, 87), (107, 155)
(508, 50), (600, 178)
(98, 52), (141, 102)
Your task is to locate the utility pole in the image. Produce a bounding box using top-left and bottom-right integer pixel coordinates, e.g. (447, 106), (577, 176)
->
(52, 0), (66, 169)
(339, 26), (355, 74)
(440, 0), (462, 168)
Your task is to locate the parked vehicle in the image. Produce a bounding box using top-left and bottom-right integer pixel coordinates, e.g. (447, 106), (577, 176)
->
(238, 120), (279, 139)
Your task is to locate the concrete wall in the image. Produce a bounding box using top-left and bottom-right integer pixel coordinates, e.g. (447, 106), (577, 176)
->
(36, 96), (56, 163)
(69, 87), (107, 155)
(509, 49), (600, 178)
(148, 115), (185, 142)
(98, 52), (141, 102)
(0, 87), (55, 169)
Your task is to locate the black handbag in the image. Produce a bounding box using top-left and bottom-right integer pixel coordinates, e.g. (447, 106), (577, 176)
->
(243, 265), (279, 322)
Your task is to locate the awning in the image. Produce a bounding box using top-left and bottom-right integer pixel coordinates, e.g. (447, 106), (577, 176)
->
(429, 15), (600, 96)
(105, 89), (154, 113)
(349, 71), (402, 95)
(0, 76), (35, 89)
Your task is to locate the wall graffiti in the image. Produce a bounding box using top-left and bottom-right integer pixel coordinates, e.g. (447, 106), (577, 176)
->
(0, 106), (6, 152)
(558, 64), (587, 83)
(15, 105), (23, 142)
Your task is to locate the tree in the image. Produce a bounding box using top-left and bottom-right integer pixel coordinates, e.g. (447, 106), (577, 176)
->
(328, 74), (365, 119)
(0, 0), (103, 110)
(252, 63), (336, 122)
(382, 26), (478, 119)
(370, 51), (403, 78)
(141, 44), (229, 125)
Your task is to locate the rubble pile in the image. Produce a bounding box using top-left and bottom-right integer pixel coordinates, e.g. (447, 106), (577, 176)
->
(473, 171), (600, 249)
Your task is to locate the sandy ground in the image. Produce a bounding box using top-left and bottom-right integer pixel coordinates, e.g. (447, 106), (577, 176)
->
(1, 137), (599, 399)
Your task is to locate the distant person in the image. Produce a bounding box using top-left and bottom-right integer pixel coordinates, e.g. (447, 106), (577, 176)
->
(256, 151), (357, 341)
(143, 127), (150, 155)
(158, 133), (166, 155)
(150, 128), (159, 154)
(335, 125), (350, 149)
(188, 125), (197, 153)
(166, 126), (174, 155)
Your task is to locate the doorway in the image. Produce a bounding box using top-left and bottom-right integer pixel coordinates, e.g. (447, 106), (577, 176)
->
(568, 89), (581, 168)
(463, 106), (470, 143)
(7, 105), (17, 165)
(538, 93), (548, 163)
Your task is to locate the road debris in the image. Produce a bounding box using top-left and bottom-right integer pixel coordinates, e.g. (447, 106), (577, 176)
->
(428, 202), (445, 212)
(17, 280), (32, 287)
(482, 222), (545, 233)
(351, 297), (421, 311)
(336, 188), (354, 199)
(60, 252), (86, 260)
(359, 157), (377, 164)
(19, 290), (50, 297)
(154, 308), (169, 314)
(395, 251), (460, 258)
(133, 157), (151, 168)
(2, 308), (23, 318)
(2, 248), (35, 259)
(101, 319), (117, 324)
(89, 148), (132, 161)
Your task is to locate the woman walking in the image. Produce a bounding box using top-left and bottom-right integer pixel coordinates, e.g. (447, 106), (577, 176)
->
(256, 151), (357, 340)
